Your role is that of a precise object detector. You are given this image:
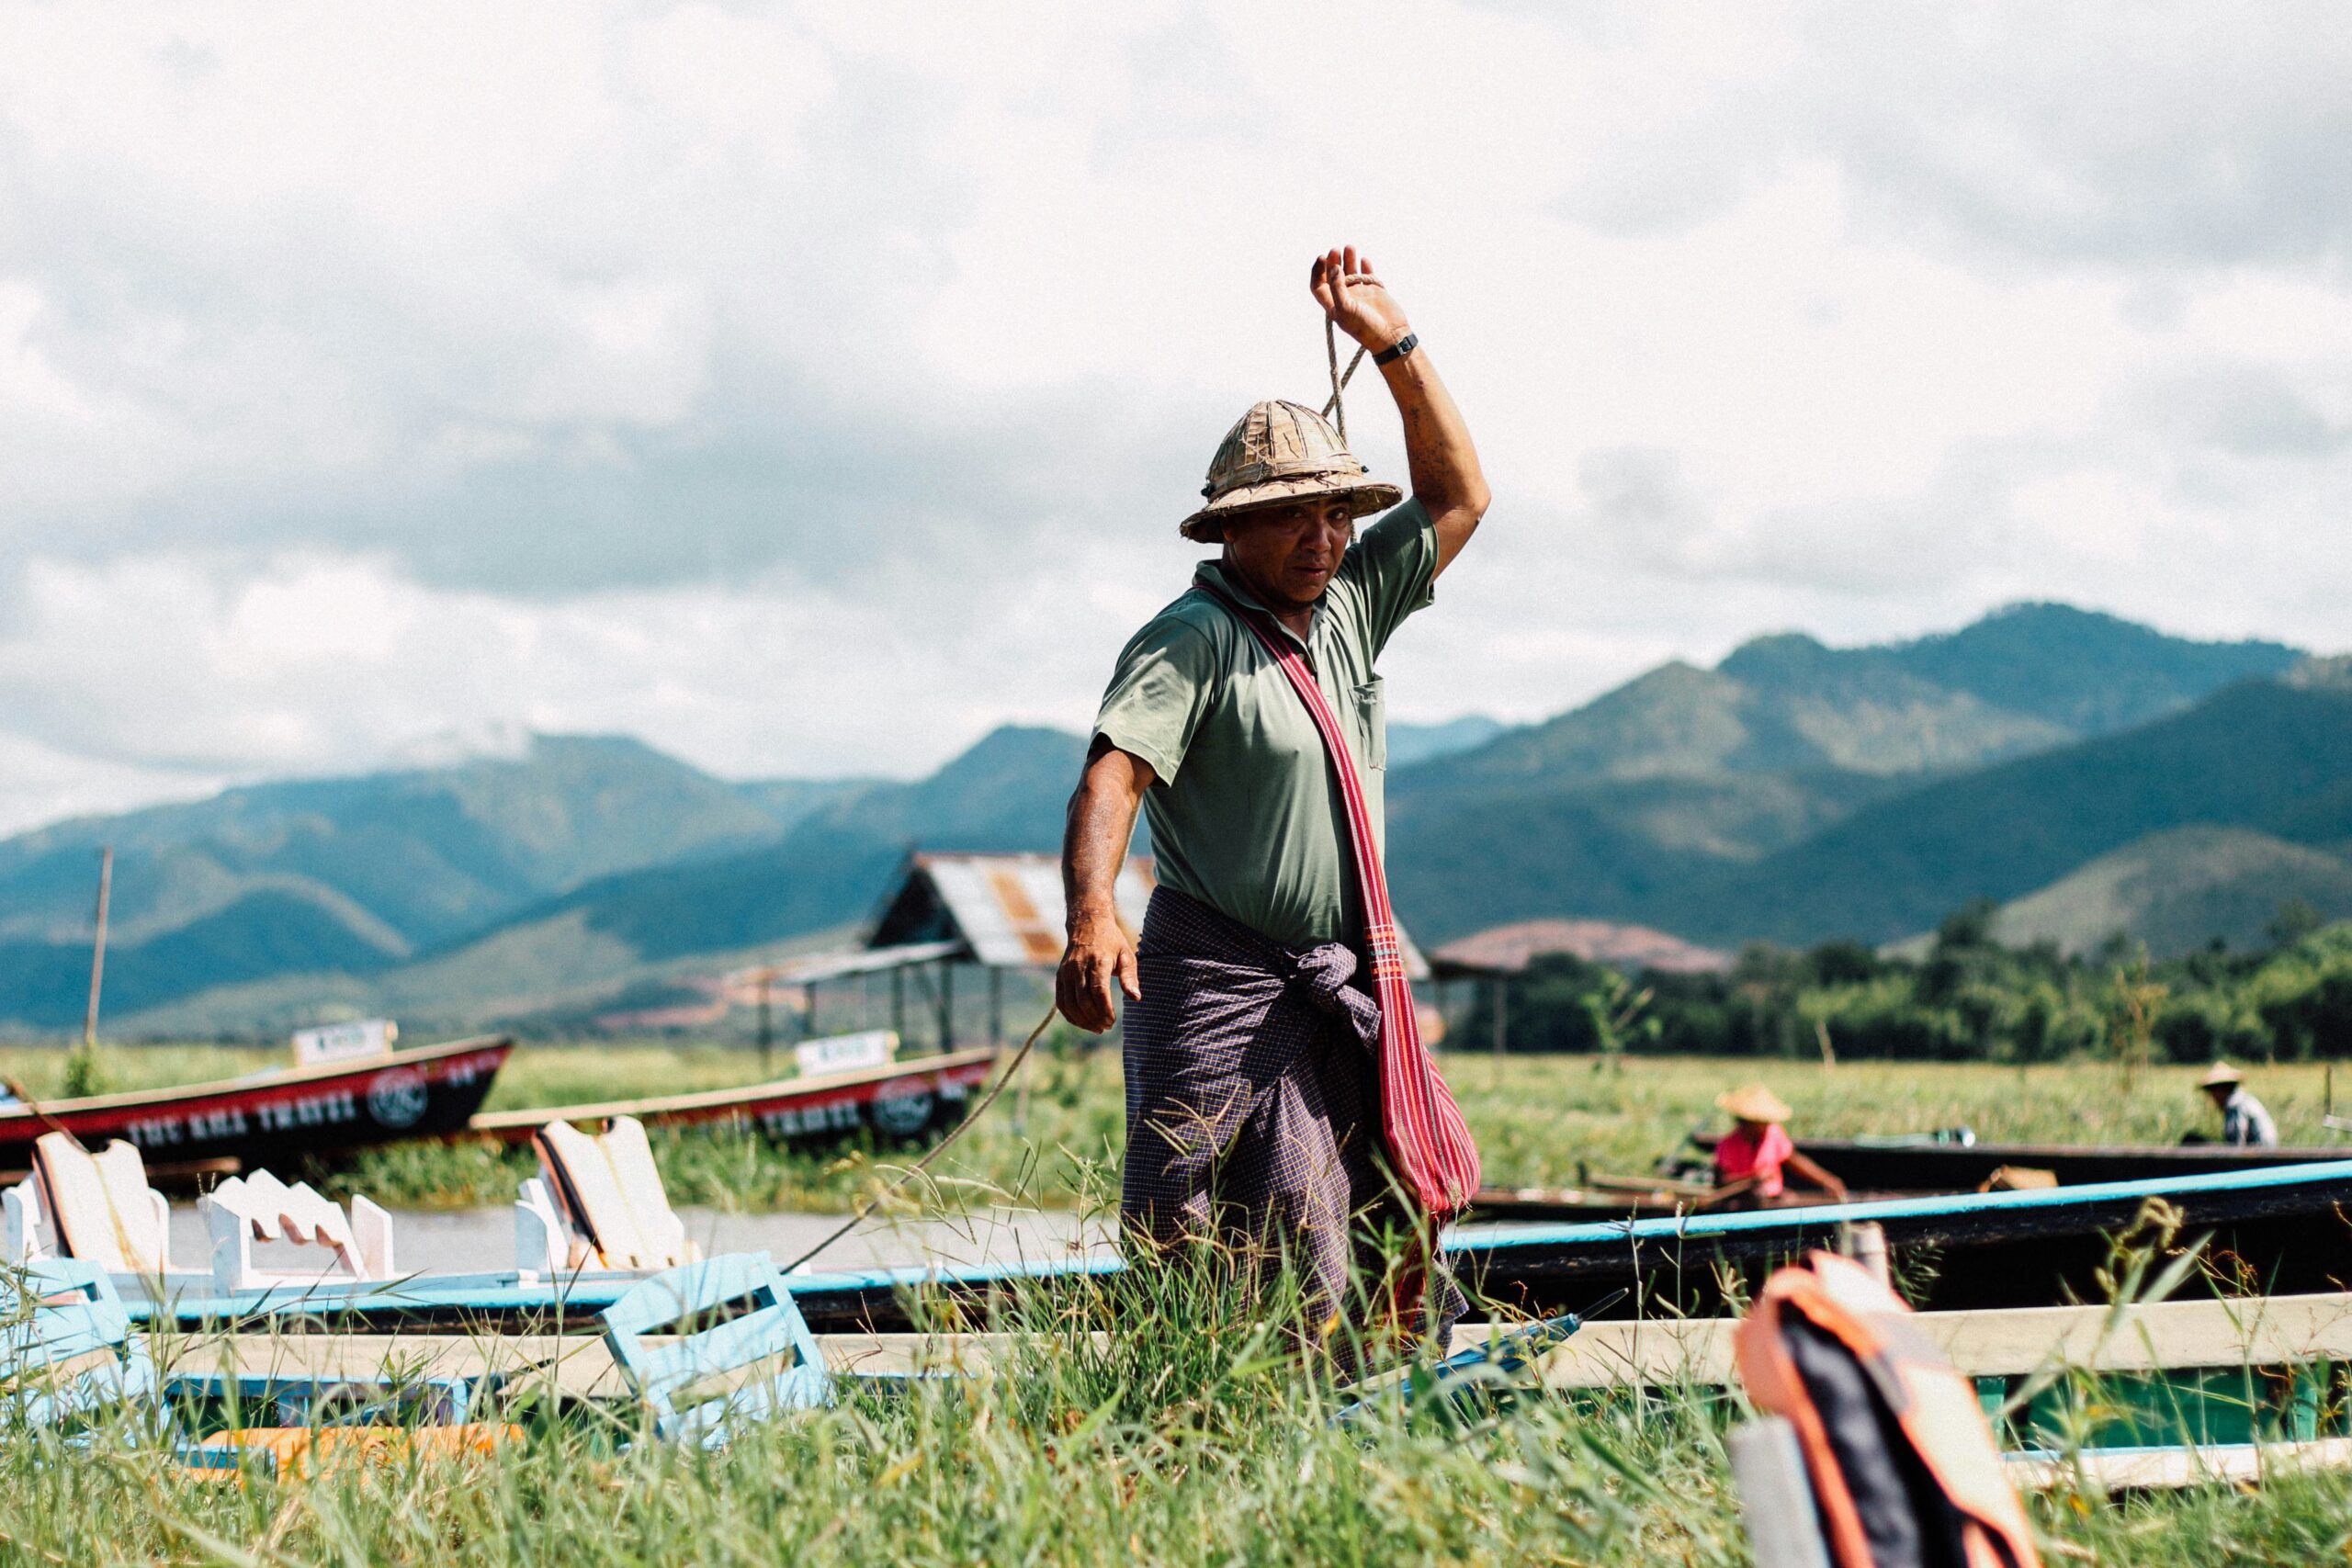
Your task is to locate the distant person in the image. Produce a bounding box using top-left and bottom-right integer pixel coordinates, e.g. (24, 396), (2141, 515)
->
(1711, 1084), (1849, 1207)
(2195, 1062), (2278, 1148)
(1057, 245), (1487, 1342)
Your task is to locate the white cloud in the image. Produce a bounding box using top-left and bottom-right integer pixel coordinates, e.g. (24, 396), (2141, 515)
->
(0, 1), (2348, 829)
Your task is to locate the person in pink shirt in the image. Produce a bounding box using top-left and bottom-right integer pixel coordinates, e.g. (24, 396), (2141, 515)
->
(1710, 1084), (1849, 1207)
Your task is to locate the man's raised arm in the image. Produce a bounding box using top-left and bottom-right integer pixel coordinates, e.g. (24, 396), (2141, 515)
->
(1056, 738), (1153, 1032)
(1312, 245), (1490, 576)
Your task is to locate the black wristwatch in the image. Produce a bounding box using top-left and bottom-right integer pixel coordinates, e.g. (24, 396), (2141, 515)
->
(1373, 333), (1419, 366)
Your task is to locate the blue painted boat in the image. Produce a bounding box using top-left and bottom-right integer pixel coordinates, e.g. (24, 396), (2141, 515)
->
(120, 1160), (2352, 1334)
(1459, 1156), (2352, 1323)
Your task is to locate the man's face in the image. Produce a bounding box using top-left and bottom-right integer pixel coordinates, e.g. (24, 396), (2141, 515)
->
(1219, 498), (1356, 610)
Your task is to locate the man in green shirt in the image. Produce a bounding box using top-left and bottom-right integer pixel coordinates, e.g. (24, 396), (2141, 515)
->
(1057, 245), (1489, 1334)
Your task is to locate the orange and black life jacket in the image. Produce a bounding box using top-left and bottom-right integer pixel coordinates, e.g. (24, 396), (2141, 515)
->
(1734, 1252), (2041, 1568)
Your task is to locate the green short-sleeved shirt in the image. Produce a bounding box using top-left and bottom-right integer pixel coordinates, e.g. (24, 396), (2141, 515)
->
(1092, 500), (1439, 949)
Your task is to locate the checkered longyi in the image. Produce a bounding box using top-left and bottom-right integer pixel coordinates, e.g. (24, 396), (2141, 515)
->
(1120, 886), (1462, 1335)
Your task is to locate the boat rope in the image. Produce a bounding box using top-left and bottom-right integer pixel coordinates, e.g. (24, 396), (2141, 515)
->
(1320, 313), (1366, 442)
(775, 1000), (1060, 1276)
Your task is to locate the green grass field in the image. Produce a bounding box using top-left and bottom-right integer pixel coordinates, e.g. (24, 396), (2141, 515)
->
(7, 1037), (2343, 1212)
(1, 1041), (2348, 1562)
(2, 1234), (2349, 1567)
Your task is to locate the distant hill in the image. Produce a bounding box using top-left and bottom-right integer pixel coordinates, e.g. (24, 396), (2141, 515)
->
(511, 725), (1085, 965)
(1408, 604), (2298, 792)
(730, 777), (883, 833)
(0, 734), (781, 949)
(1385, 604), (2305, 941)
(1882, 603), (2301, 735)
(15, 602), (2328, 1034)
(1974, 827), (2352, 959)
(1386, 716), (1506, 768)
(1665, 679), (2352, 946)
(0, 735), (797, 1030)
(114, 727), (1089, 1034)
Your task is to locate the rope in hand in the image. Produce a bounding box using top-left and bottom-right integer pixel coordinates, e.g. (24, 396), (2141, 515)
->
(1321, 313), (1367, 440)
(775, 1000), (1061, 1276)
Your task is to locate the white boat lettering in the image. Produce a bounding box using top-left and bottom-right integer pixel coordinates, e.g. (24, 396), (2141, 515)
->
(254, 1089), (360, 1132)
(129, 1107), (250, 1145)
(188, 1107), (249, 1141)
(758, 1099), (863, 1137)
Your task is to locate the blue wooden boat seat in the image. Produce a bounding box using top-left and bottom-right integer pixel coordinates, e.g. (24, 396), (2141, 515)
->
(1, 1257), (514, 1478)
(601, 1251), (829, 1445)
(0, 1257), (159, 1429)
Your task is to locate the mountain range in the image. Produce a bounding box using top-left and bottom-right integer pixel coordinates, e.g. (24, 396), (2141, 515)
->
(3, 602), (2340, 1035)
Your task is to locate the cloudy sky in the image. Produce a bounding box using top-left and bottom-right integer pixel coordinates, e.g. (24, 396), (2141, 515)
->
(2, 1), (2347, 832)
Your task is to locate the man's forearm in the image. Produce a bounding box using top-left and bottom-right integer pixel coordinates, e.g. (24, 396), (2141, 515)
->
(1382, 347), (1488, 572)
(1057, 747), (1151, 1031)
(1062, 768), (1143, 927)
(1383, 349), (1485, 515)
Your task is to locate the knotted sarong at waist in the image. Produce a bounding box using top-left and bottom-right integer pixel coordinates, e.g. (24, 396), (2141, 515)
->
(1119, 886), (1460, 1331)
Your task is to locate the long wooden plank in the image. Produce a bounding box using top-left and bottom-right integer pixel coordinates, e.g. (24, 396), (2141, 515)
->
(1514, 1291), (2352, 1390)
(145, 1328), (1024, 1398)
(149, 1292), (2352, 1402)
(2008, 1438), (2352, 1493)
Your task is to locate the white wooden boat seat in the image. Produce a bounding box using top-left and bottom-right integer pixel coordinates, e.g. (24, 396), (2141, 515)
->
(4, 1133), (191, 1278)
(519, 1117), (695, 1276)
(202, 1169), (395, 1294)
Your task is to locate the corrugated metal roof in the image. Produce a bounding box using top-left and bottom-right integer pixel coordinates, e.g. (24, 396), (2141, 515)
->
(868, 851), (1429, 978)
(875, 852), (1155, 968)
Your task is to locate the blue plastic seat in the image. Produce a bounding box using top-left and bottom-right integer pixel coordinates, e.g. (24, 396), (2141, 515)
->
(0, 1257), (158, 1430)
(601, 1252), (831, 1446)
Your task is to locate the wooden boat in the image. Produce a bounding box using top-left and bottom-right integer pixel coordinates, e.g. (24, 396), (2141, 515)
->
(1694, 1130), (2352, 1191)
(0, 1035), (513, 1169)
(468, 1045), (999, 1147)
(1462, 1157), (2352, 1325)
(121, 1159), (2352, 1337)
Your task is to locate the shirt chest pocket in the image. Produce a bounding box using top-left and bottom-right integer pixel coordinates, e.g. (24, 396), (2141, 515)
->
(1351, 677), (1386, 771)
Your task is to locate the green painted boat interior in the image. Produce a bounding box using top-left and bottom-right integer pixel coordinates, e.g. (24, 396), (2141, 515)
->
(1977, 1364), (2335, 1450)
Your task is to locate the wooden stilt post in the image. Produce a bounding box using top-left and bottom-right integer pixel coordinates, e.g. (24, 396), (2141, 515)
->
(82, 845), (112, 1049)
(756, 971), (775, 1077)
(1849, 1223), (1891, 1290)
(939, 962), (955, 1052)
(989, 967), (1003, 1045)
(891, 966), (905, 1041)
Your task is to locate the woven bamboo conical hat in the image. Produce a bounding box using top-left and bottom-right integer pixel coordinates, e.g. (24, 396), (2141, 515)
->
(1179, 400), (1402, 542)
(1716, 1083), (1792, 1123)
(2199, 1061), (2245, 1089)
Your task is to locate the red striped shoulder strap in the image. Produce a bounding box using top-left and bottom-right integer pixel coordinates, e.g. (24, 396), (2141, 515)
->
(1197, 581), (1481, 1216)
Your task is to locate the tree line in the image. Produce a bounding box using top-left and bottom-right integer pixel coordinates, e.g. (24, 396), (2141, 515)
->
(1454, 903), (2352, 1064)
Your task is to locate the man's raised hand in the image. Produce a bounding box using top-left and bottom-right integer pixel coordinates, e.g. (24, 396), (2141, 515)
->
(1310, 245), (1411, 355)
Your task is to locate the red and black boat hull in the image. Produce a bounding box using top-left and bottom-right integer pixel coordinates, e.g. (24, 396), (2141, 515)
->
(467, 1047), (1000, 1149)
(0, 1036), (514, 1170)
